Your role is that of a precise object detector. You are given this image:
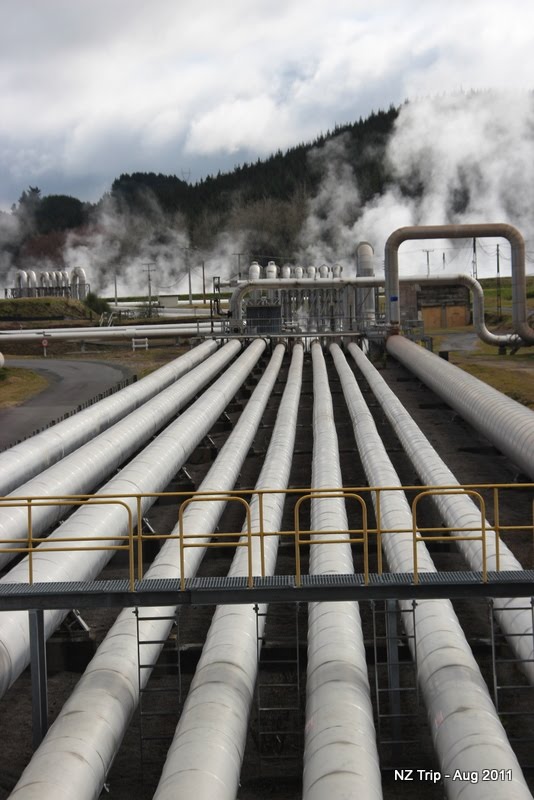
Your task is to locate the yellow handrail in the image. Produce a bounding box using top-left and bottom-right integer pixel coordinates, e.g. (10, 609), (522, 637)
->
(0, 482), (531, 589)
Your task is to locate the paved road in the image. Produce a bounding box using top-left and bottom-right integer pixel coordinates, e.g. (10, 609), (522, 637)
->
(0, 358), (132, 450)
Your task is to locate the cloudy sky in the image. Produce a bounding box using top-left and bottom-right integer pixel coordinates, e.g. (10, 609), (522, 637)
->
(1, 0), (533, 211)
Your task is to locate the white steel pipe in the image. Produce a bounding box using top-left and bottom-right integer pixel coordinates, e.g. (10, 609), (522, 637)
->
(348, 341), (534, 683)
(0, 322), (225, 343)
(386, 335), (534, 480)
(228, 273), (515, 348)
(303, 342), (382, 800)
(7, 343), (289, 800)
(154, 344), (303, 800)
(0, 340), (218, 495)
(0, 342), (239, 567)
(384, 223), (534, 345)
(331, 343), (531, 800)
(0, 339), (266, 699)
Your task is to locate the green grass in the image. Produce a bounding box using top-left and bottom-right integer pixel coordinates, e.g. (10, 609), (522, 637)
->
(0, 367), (49, 408)
(0, 297), (93, 321)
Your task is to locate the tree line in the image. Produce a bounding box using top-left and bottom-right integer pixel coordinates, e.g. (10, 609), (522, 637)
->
(2, 105), (399, 270)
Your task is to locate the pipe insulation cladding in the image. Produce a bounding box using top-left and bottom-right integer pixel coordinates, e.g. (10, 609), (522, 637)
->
(0, 339), (266, 699)
(330, 343), (531, 800)
(386, 336), (534, 480)
(348, 341), (534, 684)
(0, 341), (240, 568)
(303, 342), (382, 800)
(8, 343), (291, 800)
(154, 344), (303, 800)
(0, 338), (218, 496)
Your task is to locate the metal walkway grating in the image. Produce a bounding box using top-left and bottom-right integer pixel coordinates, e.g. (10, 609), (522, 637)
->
(0, 570), (533, 610)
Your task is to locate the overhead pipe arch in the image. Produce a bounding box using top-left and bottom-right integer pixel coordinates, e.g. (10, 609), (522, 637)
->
(70, 266), (88, 300)
(384, 223), (534, 345)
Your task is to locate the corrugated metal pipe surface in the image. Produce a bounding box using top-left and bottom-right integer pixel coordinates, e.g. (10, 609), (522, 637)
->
(303, 342), (382, 800)
(8, 343), (289, 800)
(154, 344), (303, 800)
(0, 341), (239, 569)
(331, 343), (531, 800)
(0, 339), (266, 699)
(348, 341), (534, 683)
(386, 335), (534, 480)
(0, 339), (218, 495)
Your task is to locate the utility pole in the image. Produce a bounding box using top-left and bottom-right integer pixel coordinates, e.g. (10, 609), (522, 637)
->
(142, 262), (156, 318)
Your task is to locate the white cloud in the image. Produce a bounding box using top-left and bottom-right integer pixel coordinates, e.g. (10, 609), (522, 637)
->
(1, 0), (534, 207)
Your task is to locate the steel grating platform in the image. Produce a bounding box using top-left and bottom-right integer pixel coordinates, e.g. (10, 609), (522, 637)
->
(0, 570), (533, 610)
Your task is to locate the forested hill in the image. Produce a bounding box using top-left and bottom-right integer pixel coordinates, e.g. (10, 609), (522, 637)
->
(111, 105), (397, 218)
(3, 105), (398, 271)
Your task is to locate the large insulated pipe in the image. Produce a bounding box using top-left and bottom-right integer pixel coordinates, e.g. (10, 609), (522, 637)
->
(0, 339), (266, 698)
(8, 344), (290, 800)
(154, 345), (303, 800)
(303, 342), (382, 800)
(384, 223), (534, 344)
(347, 341), (534, 683)
(386, 335), (534, 480)
(331, 343), (531, 800)
(0, 340), (218, 495)
(0, 342), (239, 567)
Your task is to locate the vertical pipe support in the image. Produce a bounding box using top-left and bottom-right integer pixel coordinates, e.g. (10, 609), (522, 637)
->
(29, 609), (48, 750)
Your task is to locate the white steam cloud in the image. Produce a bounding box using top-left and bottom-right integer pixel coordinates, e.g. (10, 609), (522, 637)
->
(3, 90), (534, 295)
(298, 90), (534, 278)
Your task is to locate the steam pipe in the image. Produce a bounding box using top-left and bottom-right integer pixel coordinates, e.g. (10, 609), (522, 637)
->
(418, 273), (522, 347)
(8, 343), (289, 800)
(385, 336), (534, 480)
(229, 277), (380, 320)
(0, 342), (239, 567)
(154, 344), (303, 800)
(303, 342), (382, 799)
(347, 341), (534, 683)
(0, 340), (266, 698)
(0, 322), (225, 343)
(0, 339), (218, 495)
(331, 343), (531, 799)
(228, 273), (518, 347)
(384, 223), (534, 344)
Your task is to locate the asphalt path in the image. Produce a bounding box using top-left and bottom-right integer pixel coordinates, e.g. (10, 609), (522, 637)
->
(0, 358), (132, 450)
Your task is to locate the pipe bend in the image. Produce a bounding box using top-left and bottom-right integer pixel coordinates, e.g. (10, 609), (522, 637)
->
(385, 223), (534, 345)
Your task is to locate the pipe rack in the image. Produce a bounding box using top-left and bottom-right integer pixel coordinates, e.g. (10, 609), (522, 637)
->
(0, 340), (266, 698)
(303, 342), (382, 800)
(331, 343), (531, 799)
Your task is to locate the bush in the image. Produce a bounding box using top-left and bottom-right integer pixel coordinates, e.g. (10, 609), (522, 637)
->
(84, 292), (111, 315)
